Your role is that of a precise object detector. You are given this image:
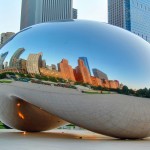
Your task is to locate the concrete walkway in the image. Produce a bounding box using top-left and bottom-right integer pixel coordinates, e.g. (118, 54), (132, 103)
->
(0, 129), (150, 150)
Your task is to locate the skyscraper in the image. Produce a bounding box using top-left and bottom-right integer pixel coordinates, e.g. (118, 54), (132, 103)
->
(26, 53), (42, 75)
(9, 48), (25, 68)
(79, 57), (91, 75)
(73, 8), (78, 19)
(58, 59), (75, 81)
(20, 0), (37, 30)
(20, 0), (73, 30)
(0, 32), (15, 46)
(108, 0), (150, 43)
(92, 69), (108, 80)
(0, 52), (8, 69)
(74, 59), (92, 84)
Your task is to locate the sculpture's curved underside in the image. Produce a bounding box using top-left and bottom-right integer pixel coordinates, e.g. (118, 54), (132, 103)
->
(1, 82), (150, 139)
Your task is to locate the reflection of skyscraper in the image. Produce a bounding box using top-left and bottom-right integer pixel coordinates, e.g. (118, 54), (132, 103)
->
(46, 64), (57, 70)
(109, 80), (119, 89)
(42, 60), (46, 68)
(0, 52), (8, 69)
(79, 57), (91, 75)
(108, 0), (150, 43)
(58, 59), (75, 81)
(20, 0), (73, 30)
(0, 32), (15, 45)
(27, 53), (42, 74)
(92, 68), (108, 80)
(16, 59), (27, 70)
(74, 59), (92, 84)
(4, 62), (8, 69)
(73, 8), (78, 19)
(9, 48), (25, 68)
(51, 64), (57, 71)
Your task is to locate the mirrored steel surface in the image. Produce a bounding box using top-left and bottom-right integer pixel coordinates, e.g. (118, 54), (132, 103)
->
(0, 20), (150, 139)
(0, 89), (67, 132)
(0, 20), (150, 89)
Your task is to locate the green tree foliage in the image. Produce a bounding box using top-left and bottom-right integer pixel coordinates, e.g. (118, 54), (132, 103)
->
(0, 72), (15, 79)
(136, 88), (150, 98)
(122, 86), (129, 95)
(91, 84), (150, 99)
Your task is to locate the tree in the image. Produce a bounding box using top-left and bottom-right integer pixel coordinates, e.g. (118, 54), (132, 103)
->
(122, 86), (129, 95)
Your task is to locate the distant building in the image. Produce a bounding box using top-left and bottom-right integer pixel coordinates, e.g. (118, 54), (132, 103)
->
(74, 59), (92, 84)
(58, 59), (75, 81)
(20, 0), (74, 30)
(27, 53), (42, 74)
(108, 0), (150, 43)
(102, 79), (110, 89)
(0, 68), (26, 74)
(92, 68), (108, 80)
(4, 62), (8, 69)
(91, 76), (102, 87)
(109, 80), (119, 89)
(51, 64), (57, 71)
(79, 57), (91, 75)
(46, 65), (51, 70)
(40, 68), (62, 78)
(46, 64), (57, 71)
(0, 52), (8, 69)
(101, 79), (119, 89)
(17, 59), (27, 70)
(42, 60), (46, 68)
(0, 32), (15, 45)
(73, 8), (78, 19)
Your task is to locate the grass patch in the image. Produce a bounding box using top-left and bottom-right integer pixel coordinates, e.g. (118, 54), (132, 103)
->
(0, 80), (12, 83)
(102, 91), (111, 94)
(0, 126), (6, 129)
(82, 90), (111, 94)
(82, 91), (100, 94)
(0, 122), (6, 129)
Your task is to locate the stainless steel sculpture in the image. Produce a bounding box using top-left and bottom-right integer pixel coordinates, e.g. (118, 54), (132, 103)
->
(0, 20), (150, 139)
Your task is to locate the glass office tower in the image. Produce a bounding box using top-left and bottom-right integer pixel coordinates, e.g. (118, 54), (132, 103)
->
(92, 69), (108, 80)
(20, 0), (73, 30)
(108, 0), (150, 43)
(79, 57), (91, 75)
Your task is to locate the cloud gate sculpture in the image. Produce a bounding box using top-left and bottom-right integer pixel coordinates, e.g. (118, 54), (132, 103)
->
(0, 20), (150, 139)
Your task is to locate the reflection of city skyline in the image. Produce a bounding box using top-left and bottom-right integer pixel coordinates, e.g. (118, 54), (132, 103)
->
(0, 52), (8, 69)
(0, 48), (120, 89)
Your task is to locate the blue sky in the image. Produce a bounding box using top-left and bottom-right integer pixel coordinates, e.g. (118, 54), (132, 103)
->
(0, 0), (108, 33)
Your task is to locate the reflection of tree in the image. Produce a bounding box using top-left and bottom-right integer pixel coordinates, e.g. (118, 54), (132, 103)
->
(34, 74), (68, 83)
(120, 86), (150, 98)
(91, 84), (150, 99)
(122, 86), (129, 95)
(1, 72), (150, 99)
(0, 72), (15, 79)
(136, 88), (150, 98)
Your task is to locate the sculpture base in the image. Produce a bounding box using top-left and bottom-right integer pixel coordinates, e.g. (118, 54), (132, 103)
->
(0, 129), (150, 150)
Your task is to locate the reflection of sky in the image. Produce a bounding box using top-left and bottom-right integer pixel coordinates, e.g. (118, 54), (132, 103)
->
(1, 20), (150, 89)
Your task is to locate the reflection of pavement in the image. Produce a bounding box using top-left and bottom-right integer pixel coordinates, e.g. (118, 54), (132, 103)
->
(75, 85), (91, 91)
(3, 81), (80, 94)
(1, 81), (150, 139)
(0, 129), (150, 150)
